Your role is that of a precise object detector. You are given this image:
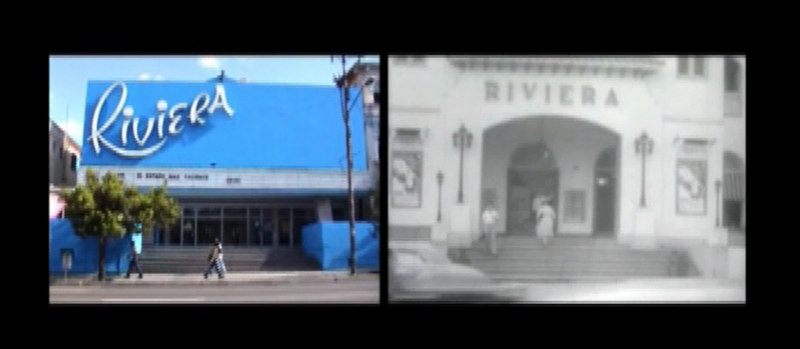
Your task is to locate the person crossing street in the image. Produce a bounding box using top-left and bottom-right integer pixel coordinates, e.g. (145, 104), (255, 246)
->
(204, 238), (226, 279)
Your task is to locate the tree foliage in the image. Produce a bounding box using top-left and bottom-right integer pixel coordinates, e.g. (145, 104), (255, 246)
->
(60, 169), (180, 238)
(59, 169), (180, 280)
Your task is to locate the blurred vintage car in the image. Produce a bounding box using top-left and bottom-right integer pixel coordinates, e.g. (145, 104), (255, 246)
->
(388, 243), (526, 303)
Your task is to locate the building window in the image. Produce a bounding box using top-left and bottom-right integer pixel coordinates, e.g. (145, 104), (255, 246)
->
(725, 57), (741, 92)
(677, 56), (689, 75)
(394, 55), (425, 64)
(678, 56), (705, 77)
(70, 154), (77, 171)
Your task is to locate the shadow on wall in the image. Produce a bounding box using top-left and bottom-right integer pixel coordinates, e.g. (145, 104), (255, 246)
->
(302, 222), (379, 271)
(49, 219), (133, 274)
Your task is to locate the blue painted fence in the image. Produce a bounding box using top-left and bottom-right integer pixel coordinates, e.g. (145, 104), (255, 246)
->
(49, 218), (134, 274)
(301, 222), (379, 270)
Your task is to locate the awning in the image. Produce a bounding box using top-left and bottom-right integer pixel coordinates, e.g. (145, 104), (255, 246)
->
(724, 172), (745, 200)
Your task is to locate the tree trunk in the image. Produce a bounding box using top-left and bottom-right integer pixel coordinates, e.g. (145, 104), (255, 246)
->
(98, 235), (106, 281)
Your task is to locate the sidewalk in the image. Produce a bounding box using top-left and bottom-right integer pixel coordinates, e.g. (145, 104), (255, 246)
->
(50, 270), (379, 287)
(514, 277), (746, 303)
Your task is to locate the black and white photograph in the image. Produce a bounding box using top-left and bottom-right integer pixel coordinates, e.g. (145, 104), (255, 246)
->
(387, 55), (745, 304)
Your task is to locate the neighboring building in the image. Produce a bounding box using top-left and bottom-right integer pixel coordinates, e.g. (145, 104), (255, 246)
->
(388, 55), (745, 249)
(49, 119), (80, 187)
(77, 73), (378, 248)
(347, 61), (381, 178)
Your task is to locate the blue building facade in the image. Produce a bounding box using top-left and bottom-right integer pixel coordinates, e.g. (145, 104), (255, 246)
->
(77, 73), (379, 249)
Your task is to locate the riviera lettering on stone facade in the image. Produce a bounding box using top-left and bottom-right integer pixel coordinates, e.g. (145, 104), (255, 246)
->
(87, 81), (235, 158)
(484, 81), (619, 107)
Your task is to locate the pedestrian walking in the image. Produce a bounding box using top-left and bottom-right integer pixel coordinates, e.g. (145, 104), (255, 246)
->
(204, 238), (226, 279)
(125, 240), (143, 279)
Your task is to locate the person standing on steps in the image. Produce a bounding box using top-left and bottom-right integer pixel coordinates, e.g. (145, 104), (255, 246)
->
(481, 203), (500, 256)
(125, 240), (143, 279)
(536, 198), (556, 246)
(204, 238), (226, 279)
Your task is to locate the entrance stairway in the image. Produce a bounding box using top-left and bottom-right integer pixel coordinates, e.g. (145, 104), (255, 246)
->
(138, 246), (321, 274)
(450, 236), (696, 282)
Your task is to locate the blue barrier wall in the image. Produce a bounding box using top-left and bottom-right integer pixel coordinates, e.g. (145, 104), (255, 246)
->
(49, 219), (133, 274)
(80, 80), (366, 170)
(301, 222), (379, 270)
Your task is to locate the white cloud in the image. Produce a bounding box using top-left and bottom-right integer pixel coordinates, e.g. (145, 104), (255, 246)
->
(55, 119), (83, 144)
(154, 74), (163, 80)
(235, 57), (252, 66)
(138, 73), (151, 80)
(198, 56), (221, 69)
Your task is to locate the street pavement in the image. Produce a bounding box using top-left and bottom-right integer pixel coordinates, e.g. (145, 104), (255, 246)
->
(50, 278), (379, 304)
(50, 271), (378, 287)
(516, 278), (746, 303)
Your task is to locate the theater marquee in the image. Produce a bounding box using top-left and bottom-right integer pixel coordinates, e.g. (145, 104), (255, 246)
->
(78, 168), (373, 191)
(484, 81), (619, 107)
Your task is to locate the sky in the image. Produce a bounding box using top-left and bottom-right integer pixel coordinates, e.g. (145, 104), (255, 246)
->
(49, 55), (379, 146)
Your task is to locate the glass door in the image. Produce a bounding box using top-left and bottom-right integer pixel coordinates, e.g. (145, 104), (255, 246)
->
(248, 208), (262, 246)
(196, 207), (221, 245)
(292, 207), (317, 248)
(277, 208), (291, 246)
(181, 208), (196, 246)
(262, 208), (275, 247)
(222, 207), (247, 246)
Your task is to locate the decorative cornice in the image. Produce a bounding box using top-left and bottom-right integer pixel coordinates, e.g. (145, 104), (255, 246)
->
(448, 56), (664, 78)
(389, 106), (440, 114)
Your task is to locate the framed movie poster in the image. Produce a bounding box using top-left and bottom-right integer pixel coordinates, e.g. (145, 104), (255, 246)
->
(563, 189), (586, 224)
(676, 159), (707, 215)
(391, 150), (423, 208)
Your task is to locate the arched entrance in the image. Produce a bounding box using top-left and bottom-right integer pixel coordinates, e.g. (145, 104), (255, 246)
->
(506, 141), (559, 235)
(593, 147), (618, 236)
(481, 115), (622, 238)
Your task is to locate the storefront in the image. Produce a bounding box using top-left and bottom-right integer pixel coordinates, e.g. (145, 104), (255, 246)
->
(389, 56), (745, 248)
(79, 76), (377, 248)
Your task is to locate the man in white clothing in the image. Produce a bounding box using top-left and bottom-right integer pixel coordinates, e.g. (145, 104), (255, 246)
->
(481, 203), (500, 256)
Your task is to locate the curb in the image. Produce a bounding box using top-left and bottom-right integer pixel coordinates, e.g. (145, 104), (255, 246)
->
(50, 273), (379, 287)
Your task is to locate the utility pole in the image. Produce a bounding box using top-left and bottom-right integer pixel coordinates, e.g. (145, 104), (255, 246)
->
(333, 55), (359, 275)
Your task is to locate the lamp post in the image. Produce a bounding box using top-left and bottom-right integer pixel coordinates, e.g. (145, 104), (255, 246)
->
(715, 179), (722, 227)
(437, 170), (444, 222)
(333, 55), (358, 276)
(634, 131), (654, 208)
(452, 124), (473, 204)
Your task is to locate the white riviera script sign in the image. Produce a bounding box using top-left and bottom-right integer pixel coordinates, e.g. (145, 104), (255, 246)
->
(87, 81), (235, 158)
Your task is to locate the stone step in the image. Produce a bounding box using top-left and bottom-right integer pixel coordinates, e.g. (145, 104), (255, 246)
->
(459, 236), (682, 280)
(485, 270), (673, 279)
(467, 248), (673, 256)
(133, 247), (321, 273)
(488, 273), (673, 282)
(468, 259), (669, 267)
(496, 236), (621, 246)
(465, 254), (673, 264)
(475, 264), (670, 274)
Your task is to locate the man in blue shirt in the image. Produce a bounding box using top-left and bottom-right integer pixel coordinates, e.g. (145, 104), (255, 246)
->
(125, 222), (144, 279)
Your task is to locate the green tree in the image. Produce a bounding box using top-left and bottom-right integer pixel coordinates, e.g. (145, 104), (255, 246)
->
(60, 169), (180, 281)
